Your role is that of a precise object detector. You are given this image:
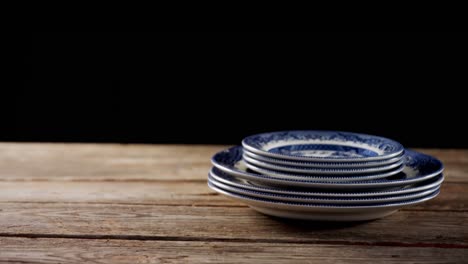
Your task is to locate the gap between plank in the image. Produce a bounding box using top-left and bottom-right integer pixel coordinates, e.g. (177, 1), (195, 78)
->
(0, 178), (466, 184)
(0, 201), (464, 212)
(0, 201), (245, 208)
(402, 208), (468, 213)
(0, 233), (466, 249)
(0, 178), (209, 183)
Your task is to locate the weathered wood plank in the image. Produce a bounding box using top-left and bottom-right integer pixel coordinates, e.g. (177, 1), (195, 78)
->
(0, 144), (465, 263)
(0, 143), (226, 181)
(0, 144), (466, 183)
(0, 203), (466, 246)
(407, 183), (468, 211)
(0, 237), (466, 264)
(417, 149), (468, 164)
(0, 181), (465, 211)
(414, 148), (468, 183)
(438, 166), (468, 183)
(0, 181), (231, 206)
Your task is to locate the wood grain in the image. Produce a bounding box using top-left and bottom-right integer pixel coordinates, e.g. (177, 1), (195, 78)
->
(0, 143), (466, 183)
(0, 181), (465, 211)
(0, 143), (225, 181)
(0, 237), (466, 264)
(0, 181), (231, 206)
(0, 143), (467, 263)
(0, 203), (466, 247)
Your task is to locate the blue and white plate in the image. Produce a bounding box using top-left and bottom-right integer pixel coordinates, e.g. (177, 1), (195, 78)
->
(243, 150), (404, 168)
(209, 175), (440, 205)
(211, 146), (443, 189)
(244, 159), (404, 181)
(243, 154), (404, 175)
(208, 181), (440, 221)
(242, 131), (404, 162)
(209, 168), (444, 198)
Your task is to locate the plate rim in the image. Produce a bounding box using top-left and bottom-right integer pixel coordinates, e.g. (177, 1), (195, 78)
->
(243, 159), (404, 181)
(243, 149), (404, 168)
(208, 175), (441, 204)
(211, 146), (444, 189)
(242, 161), (405, 182)
(208, 180), (440, 209)
(242, 154), (404, 175)
(208, 168), (445, 197)
(242, 130), (405, 162)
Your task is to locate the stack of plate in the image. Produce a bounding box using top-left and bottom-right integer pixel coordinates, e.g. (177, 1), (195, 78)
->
(208, 131), (444, 221)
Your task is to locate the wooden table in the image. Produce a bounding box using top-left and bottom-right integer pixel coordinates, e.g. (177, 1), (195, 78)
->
(0, 143), (466, 263)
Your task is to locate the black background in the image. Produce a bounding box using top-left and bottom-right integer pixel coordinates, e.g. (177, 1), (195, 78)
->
(12, 32), (468, 148)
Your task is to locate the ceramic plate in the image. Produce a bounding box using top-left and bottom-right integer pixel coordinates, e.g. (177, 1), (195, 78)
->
(209, 168), (444, 198)
(208, 181), (440, 221)
(242, 131), (404, 162)
(243, 154), (404, 175)
(211, 146), (443, 189)
(243, 150), (404, 168)
(209, 175), (440, 205)
(243, 159), (404, 181)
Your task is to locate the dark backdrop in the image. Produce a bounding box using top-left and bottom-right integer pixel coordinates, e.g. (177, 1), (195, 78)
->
(11, 32), (468, 148)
